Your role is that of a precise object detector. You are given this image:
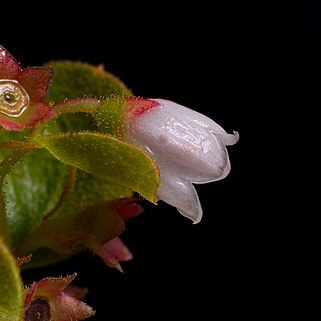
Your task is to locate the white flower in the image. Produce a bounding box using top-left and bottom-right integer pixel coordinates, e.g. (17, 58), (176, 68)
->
(128, 98), (239, 223)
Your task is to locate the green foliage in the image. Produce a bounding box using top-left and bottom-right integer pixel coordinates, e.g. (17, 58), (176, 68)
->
(0, 151), (27, 245)
(34, 132), (160, 203)
(0, 60), (161, 275)
(4, 149), (69, 248)
(54, 170), (132, 219)
(0, 56), (162, 319)
(46, 61), (132, 103)
(0, 62), (135, 254)
(0, 236), (24, 321)
(16, 203), (124, 263)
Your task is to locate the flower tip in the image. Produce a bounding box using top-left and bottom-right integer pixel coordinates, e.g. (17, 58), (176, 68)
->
(220, 130), (239, 146)
(178, 207), (203, 224)
(193, 213), (203, 225)
(232, 131), (240, 144)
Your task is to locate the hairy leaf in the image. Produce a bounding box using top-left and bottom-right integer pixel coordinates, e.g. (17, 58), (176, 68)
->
(4, 149), (69, 248)
(46, 61), (132, 103)
(34, 132), (160, 203)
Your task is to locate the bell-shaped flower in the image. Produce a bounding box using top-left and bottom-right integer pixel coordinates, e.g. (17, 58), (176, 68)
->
(123, 98), (239, 223)
(0, 45), (55, 130)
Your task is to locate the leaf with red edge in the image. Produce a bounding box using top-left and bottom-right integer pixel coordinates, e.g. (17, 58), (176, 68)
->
(20, 67), (53, 101)
(0, 46), (21, 79)
(24, 274), (94, 321)
(0, 47), (55, 131)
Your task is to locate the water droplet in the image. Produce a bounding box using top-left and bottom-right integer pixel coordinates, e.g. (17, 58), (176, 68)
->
(0, 79), (29, 118)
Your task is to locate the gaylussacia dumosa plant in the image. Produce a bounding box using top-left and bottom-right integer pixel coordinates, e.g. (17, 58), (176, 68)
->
(0, 46), (239, 321)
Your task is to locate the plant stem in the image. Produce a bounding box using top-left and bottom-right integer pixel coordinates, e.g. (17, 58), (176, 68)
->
(54, 98), (101, 115)
(28, 98), (101, 138)
(0, 141), (39, 151)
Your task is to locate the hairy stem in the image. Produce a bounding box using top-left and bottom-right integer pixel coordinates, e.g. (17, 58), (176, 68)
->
(54, 98), (101, 115)
(0, 140), (39, 151)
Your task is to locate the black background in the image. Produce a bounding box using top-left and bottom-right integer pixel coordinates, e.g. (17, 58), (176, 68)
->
(0, 1), (297, 320)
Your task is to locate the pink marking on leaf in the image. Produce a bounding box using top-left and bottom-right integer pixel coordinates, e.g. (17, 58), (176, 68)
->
(126, 97), (159, 116)
(20, 67), (53, 101)
(0, 46), (22, 79)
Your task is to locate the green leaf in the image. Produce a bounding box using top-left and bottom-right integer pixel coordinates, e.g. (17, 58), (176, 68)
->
(0, 62), (136, 266)
(34, 132), (160, 203)
(0, 236), (24, 321)
(16, 203), (124, 262)
(0, 151), (27, 245)
(54, 170), (132, 219)
(45, 61), (132, 103)
(4, 149), (69, 248)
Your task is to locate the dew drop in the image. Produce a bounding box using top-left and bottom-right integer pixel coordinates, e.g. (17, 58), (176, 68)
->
(0, 79), (29, 118)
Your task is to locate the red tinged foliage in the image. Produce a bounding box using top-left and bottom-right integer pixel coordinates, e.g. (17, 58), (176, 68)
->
(25, 274), (95, 321)
(0, 46), (55, 130)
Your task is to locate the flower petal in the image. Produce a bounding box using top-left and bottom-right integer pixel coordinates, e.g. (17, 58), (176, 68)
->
(154, 99), (228, 134)
(0, 46), (22, 79)
(158, 170), (203, 223)
(130, 101), (232, 183)
(216, 131), (239, 146)
(20, 67), (53, 101)
(126, 97), (238, 222)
